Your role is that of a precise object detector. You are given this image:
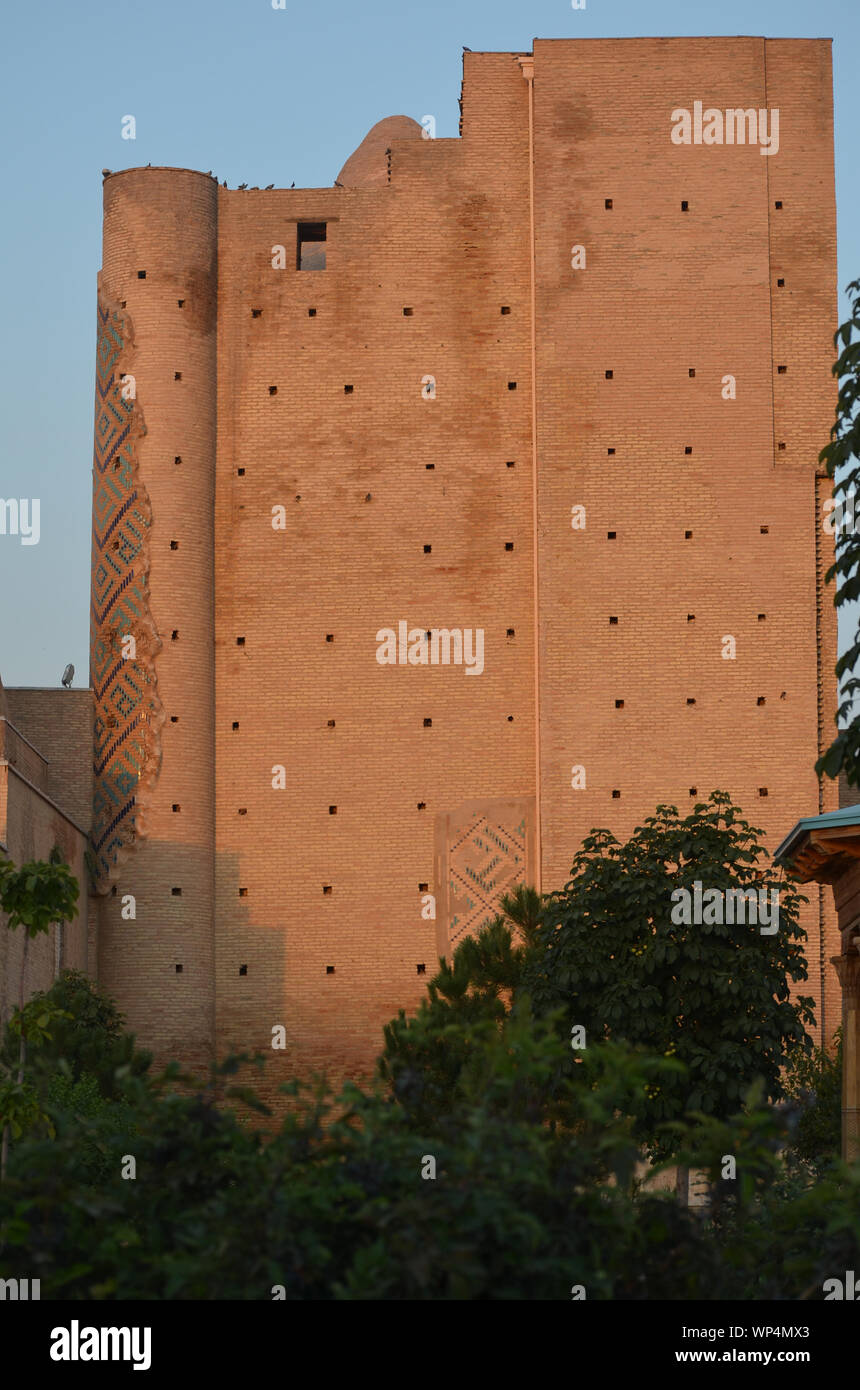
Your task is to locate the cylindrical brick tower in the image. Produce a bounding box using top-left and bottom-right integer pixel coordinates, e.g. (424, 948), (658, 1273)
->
(91, 167), (217, 1072)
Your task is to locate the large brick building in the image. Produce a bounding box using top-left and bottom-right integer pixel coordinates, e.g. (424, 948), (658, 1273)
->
(88, 36), (840, 1092)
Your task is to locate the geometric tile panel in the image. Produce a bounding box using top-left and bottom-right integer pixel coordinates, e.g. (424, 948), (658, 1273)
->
(90, 294), (162, 890)
(434, 796), (534, 952)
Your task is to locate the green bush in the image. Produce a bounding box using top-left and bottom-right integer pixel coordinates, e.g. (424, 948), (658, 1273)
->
(3, 969), (152, 1100)
(781, 1032), (843, 1177)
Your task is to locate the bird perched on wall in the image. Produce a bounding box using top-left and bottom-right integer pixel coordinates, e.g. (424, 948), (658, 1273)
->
(265, 183), (274, 189)
(290, 181), (295, 188)
(102, 168), (112, 176)
(61, 664), (74, 689)
(238, 182), (247, 189)
(334, 180), (344, 187)
(206, 170), (212, 176)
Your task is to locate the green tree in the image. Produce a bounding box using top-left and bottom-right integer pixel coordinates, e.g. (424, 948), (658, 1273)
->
(6, 969), (152, 1101)
(0, 849), (79, 1179)
(524, 792), (815, 1159)
(781, 1031), (843, 1178)
(378, 890), (541, 1129)
(0, 1033), (721, 1300)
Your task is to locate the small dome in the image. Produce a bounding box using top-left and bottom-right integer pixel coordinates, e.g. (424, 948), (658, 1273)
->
(336, 115), (425, 189)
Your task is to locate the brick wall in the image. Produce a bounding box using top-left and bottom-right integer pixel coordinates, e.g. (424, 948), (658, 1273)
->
(0, 684), (90, 1026)
(92, 37), (840, 1089)
(531, 36), (839, 1043)
(5, 688), (93, 831)
(95, 169), (217, 1072)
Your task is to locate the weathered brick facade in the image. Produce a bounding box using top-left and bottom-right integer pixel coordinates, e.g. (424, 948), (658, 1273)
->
(0, 678), (92, 1024)
(89, 37), (841, 1093)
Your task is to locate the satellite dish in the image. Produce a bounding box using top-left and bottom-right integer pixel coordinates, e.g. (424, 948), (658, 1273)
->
(61, 663), (74, 688)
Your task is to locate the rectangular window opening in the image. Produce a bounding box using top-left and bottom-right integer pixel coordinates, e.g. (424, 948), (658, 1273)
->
(297, 222), (327, 271)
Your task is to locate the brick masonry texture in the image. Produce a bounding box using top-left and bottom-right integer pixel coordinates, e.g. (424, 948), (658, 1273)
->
(90, 37), (840, 1097)
(0, 678), (91, 1023)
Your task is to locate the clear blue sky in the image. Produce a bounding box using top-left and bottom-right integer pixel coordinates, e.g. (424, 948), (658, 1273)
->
(0, 0), (857, 687)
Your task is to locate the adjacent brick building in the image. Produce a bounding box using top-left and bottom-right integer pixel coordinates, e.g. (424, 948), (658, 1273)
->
(88, 36), (841, 1094)
(0, 675), (92, 1025)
